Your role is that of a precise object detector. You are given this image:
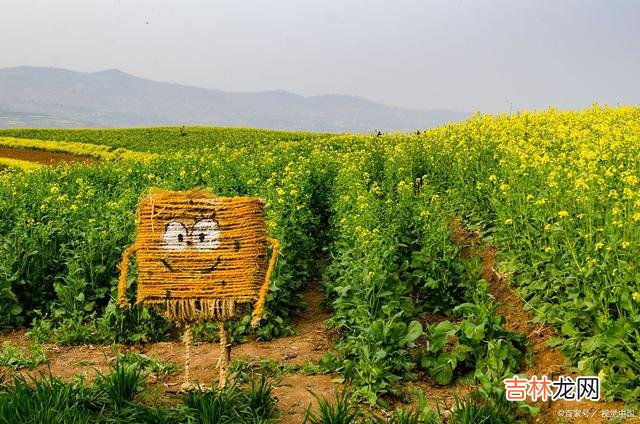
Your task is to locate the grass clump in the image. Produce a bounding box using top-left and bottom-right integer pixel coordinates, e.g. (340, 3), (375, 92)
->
(182, 374), (279, 424)
(303, 390), (363, 424)
(94, 361), (147, 408)
(0, 362), (279, 423)
(109, 352), (179, 379)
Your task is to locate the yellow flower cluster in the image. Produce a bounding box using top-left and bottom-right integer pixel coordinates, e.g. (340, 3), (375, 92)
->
(0, 157), (42, 171)
(423, 105), (640, 258)
(0, 136), (157, 163)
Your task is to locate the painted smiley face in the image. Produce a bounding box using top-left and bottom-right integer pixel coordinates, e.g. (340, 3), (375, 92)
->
(160, 219), (223, 273)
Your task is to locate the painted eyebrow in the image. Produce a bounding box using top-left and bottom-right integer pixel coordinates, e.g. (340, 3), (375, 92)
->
(192, 218), (219, 226)
(164, 221), (188, 230)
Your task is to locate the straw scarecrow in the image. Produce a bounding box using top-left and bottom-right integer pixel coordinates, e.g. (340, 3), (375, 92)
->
(117, 189), (279, 388)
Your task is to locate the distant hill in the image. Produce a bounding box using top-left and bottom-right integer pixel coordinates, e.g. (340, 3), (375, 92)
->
(0, 66), (468, 133)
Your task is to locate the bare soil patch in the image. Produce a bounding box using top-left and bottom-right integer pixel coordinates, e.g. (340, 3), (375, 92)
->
(0, 146), (97, 165)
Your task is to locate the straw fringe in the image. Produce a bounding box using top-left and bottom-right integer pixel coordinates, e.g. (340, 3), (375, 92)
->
(140, 298), (239, 323)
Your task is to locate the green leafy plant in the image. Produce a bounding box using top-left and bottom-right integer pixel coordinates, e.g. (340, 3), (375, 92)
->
(0, 341), (48, 370)
(303, 389), (363, 424)
(448, 389), (522, 424)
(0, 367), (279, 424)
(0, 374), (96, 423)
(109, 352), (179, 378)
(420, 281), (526, 386)
(182, 376), (279, 424)
(246, 373), (279, 421)
(182, 385), (245, 424)
(387, 389), (442, 424)
(94, 361), (147, 408)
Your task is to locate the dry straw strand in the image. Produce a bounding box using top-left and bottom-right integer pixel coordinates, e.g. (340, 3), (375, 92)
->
(251, 237), (280, 328)
(117, 245), (138, 309)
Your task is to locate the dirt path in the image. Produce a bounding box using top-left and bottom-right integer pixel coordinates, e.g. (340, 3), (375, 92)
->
(451, 219), (637, 423)
(1, 283), (339, 423)
(0, 146), (96, 165)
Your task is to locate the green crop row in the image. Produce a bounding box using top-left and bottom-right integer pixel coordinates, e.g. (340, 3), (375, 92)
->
(318, 139), (528, 407)
(414, 106), (640, 407)
(0, 127), (334, 153)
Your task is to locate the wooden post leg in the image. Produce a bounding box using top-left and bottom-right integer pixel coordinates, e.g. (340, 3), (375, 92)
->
(218, 322), (231, 388)
(181, 322), (193, 391)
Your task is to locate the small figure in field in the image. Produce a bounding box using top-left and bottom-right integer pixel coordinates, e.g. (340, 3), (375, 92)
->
(117, 189), (279, 390)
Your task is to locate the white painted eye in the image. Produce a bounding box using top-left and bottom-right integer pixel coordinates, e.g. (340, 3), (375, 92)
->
(190, 219), (221, 250)
(163, 221), (188, 250)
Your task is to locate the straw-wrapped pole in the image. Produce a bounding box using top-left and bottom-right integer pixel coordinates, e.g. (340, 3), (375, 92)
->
(218, 322), (231, 388)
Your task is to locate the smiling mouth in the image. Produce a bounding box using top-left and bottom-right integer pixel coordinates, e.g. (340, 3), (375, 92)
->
(161, 257), (221, 273)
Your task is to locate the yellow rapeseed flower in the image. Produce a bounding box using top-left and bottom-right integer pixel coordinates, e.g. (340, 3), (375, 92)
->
(598, 369), (606, 381)
(623, 188), (634, 199)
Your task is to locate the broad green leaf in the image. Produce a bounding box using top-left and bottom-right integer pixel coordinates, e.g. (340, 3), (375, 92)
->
(460, 320), (485, 342)
(401, 321), (423, 346)
(428, 320), (457, 353)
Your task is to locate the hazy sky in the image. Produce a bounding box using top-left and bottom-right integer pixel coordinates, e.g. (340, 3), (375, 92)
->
(2, 0), (639, 112)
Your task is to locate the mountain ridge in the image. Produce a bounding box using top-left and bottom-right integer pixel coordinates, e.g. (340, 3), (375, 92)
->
(0, 66), (469, 132)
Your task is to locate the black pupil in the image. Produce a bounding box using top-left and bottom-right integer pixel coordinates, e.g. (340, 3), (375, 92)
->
(199, 233), (205, 242)
(178, 233), (184, 242)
